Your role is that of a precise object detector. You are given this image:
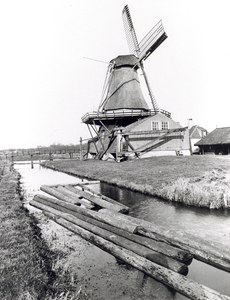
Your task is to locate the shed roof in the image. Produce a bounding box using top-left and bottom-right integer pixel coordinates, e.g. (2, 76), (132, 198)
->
(195, 127), (230, 146)
(189, 125), (207, 139)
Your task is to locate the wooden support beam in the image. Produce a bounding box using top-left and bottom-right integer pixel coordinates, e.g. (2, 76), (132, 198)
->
(122, 127), (187, 136)
(123, 135), (140, 158)
(92, 120), (105, 151)
(98, 119), (110, 133)
(87, 124), (99, 154)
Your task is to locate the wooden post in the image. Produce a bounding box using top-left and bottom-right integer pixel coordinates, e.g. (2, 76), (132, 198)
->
(30, 154), (34, 169)
(80, 137), (83, 161)
(116, 129), (122, 162)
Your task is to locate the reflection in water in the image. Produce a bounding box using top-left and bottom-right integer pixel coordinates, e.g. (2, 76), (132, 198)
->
(15, 162), (230, 298)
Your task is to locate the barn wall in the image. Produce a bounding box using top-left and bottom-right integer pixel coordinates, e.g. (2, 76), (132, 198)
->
(123, 114), (190, 156)
(126, 129), (190, 154)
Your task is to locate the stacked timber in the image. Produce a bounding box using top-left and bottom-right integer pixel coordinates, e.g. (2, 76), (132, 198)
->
(30, 184), (230, 300)
(40, 184), (129, 213)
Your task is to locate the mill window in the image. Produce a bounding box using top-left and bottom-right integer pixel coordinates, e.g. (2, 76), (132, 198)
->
(152, 121), (159, 131)
(162, 122), (169, 130)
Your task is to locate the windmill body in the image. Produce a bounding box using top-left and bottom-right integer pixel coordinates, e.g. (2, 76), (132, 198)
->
(102, 55), (149, 112)
(82, 5), (190, 160)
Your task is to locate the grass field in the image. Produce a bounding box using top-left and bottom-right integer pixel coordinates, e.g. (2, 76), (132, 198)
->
(43, 155), (230, 209)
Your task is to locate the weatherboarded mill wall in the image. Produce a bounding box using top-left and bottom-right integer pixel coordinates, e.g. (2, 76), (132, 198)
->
(120, 114), (190, 158)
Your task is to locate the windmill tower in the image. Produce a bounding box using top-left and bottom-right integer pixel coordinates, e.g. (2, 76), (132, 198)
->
(82, 5), (170, 159)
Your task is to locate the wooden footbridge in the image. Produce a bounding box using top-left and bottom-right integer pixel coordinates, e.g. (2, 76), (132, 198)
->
(30, 182), (230, 300)
(3, 148), (80, 161)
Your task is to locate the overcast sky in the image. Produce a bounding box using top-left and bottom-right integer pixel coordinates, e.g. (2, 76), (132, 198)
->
(1, 0), (230, 149)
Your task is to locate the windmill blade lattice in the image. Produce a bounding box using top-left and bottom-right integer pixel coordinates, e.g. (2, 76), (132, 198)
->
(122, 5), (140, 57)
(139, 20), (167, 61)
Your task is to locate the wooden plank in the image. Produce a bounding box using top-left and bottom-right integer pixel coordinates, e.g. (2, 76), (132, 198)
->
(32, 194), (138, 234)
(40, 185), (94, 209)
(98, 209), (230, 273)
(30, 199), (188, 275)
(74, 183), (129, 210)
(44, 213), (230, 300)
(56, 185), (97, 208)
(63, 185), (129, 213)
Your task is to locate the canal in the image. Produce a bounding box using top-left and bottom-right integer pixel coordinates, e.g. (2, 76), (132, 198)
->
(15, 161), (230, 299)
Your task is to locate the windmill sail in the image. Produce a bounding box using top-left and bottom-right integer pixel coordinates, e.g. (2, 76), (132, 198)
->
(122, 5), (140, 57)
(139, 20), (167, 61)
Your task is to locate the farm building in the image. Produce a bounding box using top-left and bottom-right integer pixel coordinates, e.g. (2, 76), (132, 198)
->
(195, 127), (230, 155)
(189, 125), (208, 154)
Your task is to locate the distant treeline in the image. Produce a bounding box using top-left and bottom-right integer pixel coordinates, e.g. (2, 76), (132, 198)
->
(2, 143), (88, 153)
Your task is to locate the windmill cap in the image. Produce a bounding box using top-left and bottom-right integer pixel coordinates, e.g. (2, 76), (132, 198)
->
(110, 55), (139, 69)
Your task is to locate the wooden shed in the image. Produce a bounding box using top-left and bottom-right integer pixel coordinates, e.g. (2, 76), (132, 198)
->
(195, 127), (230, 155)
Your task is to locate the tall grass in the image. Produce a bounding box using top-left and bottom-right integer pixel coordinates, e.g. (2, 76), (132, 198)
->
(0, 163), (85, 300)
(0, 170), (52, 299)
(157, 169), (230, 209)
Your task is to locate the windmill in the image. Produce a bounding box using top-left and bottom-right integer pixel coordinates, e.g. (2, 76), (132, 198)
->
(122, 4), (167, 112)
(82, 5), (171, 160)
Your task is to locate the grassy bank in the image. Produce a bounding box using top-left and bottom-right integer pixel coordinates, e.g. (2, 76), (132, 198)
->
(0, 162), (82, 300)
(42, 155), (230, 209)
